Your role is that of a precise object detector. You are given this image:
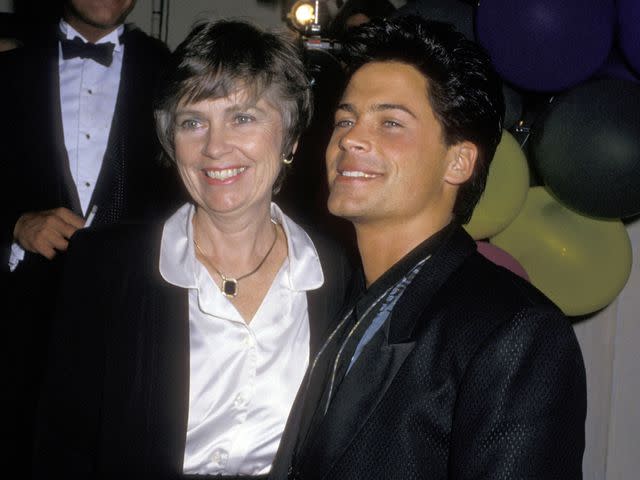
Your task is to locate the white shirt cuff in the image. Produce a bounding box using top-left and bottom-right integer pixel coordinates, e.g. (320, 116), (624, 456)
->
(8, 242), (25, 272)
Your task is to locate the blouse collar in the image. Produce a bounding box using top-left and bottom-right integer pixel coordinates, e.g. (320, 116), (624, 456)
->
(159, 202), (324, 292)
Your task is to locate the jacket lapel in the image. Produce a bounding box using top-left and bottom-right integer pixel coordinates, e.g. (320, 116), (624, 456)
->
(269, 242), (355, 480)
(272, 286), (351, 474)
(301, 330), (415, 478)
(88, 36), (131, 225)
(386, 227), (476, 344)
(297, 227), (477, 479)
(42, 38), (83, 215)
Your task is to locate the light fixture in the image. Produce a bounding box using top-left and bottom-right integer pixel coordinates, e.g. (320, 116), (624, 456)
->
(285, 0), (341, 64)
(287, 1), (315, 31)
(287, 1), (323, 35)
(294, 2), (315, 26)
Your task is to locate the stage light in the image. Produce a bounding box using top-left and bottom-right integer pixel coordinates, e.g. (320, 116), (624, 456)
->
(285, 0), (341, 55)
(295, 3), (315, 25)
(287, 1), (316, 31)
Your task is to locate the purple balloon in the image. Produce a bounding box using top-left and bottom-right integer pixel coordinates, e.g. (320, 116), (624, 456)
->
(476, 0), (615, 92)
(595, 47), (640, 84)
(618, 0), (640, 76)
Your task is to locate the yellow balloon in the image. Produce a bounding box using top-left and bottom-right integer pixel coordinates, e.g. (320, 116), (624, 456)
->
(464, 130), (529, 239)
(491, 187), (632, 316)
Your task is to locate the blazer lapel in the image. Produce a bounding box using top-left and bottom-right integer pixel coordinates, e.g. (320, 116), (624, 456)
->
(292, 258), (365, 457)
(88, 40), (131, 225)
(269, 243), (355, 480)
(297, 226), (477, 479)
(386, 226), (476, 344)
(301, 330), (415, 479)
(272, 287), (352, 473)
(42, 39), (83, 215)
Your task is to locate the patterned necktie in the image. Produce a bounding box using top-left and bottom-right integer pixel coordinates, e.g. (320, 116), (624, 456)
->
(60, 36), (115, 67)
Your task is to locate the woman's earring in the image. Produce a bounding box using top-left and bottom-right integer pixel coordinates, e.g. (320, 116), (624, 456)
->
(282, 153), (294, 165)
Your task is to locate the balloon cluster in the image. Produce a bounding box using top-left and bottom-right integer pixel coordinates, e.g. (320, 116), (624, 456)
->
(397, 0), (639, 316)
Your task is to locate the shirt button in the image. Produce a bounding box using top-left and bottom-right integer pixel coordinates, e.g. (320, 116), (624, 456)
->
(85, 133), (90, 139)
(88, 89), (93, 94)
(84, 181), (91, 187)
(234, 393), (247, 407)
(212, 448), (228, 465)
(243, 335), (254, 347)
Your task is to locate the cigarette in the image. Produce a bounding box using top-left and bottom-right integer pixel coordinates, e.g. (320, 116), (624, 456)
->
(85, 205), (98, 228)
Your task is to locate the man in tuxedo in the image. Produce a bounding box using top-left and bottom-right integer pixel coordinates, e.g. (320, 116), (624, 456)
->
(273, 16), (587, 480)
(0, 0), (180, 468)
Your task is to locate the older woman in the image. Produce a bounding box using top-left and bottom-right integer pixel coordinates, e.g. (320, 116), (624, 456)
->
(33, 20), (351, 478)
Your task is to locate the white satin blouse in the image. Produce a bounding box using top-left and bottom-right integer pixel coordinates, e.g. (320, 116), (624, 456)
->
(159, 203), (324, 475)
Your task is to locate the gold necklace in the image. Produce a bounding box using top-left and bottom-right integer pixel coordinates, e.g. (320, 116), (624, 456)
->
(194, 219), (278, 298)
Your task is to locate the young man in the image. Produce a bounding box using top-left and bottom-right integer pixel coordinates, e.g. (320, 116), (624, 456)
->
(0, 0), (181, 469)
(272, 16), (586, 480)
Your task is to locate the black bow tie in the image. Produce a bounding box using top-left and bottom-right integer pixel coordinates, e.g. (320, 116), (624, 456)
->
(61, 36), (115, 67)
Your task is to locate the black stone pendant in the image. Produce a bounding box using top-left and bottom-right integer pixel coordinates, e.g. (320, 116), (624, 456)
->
(221, 278), (238, 298)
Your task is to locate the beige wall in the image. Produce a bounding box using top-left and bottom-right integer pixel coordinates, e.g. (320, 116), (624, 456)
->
(127, 0), (286, 50)
(0, 1), (285, 48)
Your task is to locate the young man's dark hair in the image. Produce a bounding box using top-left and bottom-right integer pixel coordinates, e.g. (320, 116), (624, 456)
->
(339, 15), (505, 223)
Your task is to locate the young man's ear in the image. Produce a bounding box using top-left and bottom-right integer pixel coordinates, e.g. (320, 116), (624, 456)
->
(444, 142), (478, 186)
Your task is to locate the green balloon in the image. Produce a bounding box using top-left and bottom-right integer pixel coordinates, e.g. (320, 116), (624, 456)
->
(491, 187), (632, 316)
(464, 131), (529, 239)
(529, 78), (640, 218)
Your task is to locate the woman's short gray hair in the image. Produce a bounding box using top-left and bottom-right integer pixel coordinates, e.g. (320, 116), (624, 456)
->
(154, 19), (313, 174)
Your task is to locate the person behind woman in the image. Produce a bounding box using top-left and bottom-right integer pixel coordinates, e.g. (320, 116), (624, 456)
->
(32, 19), (352, 478)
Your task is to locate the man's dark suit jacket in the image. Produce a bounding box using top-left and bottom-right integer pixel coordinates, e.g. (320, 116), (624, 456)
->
(0, 24), (183, 470)
(32, 221), (352, 479)
(271, 225), (586, 480)
(0, 23), (181, 268)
